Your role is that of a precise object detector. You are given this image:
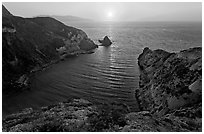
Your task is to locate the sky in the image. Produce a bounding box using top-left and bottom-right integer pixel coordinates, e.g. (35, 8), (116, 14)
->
(3, 2), (202, 22)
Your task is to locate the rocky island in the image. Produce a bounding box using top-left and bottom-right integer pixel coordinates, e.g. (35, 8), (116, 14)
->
(3, 47), (202, 132)
(98, 36), (112, 46)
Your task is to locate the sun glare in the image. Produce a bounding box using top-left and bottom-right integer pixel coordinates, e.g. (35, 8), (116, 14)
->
(105, 10), (115, 21)
(108, 11), (113, 17)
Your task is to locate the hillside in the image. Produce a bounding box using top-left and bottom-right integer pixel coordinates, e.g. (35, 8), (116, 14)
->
(37, 15), (91, 22)
(52, 15), (92, 22)
(2, 5), (97, 94)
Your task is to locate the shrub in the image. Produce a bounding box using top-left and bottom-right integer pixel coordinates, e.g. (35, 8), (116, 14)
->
(87, 102), (129, 131)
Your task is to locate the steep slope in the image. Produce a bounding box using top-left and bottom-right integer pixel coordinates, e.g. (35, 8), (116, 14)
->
(2, 5), (97, 94)
(2, 5), (12, 17)
(52, 15), (92, 22)
(122, 47), (202, 131)
(38, 15), (92, 22)
(137, 47), (201, 113)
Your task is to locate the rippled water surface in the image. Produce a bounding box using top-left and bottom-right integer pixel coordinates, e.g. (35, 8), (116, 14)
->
(3, 21), (201, 117)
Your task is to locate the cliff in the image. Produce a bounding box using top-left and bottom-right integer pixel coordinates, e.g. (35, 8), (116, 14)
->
(2, 5), (97, 94)
(137, 47), (201, 113)
(123, 47), (201, 131)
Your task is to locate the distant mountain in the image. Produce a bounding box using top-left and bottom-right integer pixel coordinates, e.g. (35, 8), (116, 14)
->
(52, 15), (92, 22)
(38, 15), (92, 23)
(2, 5), (97, 94)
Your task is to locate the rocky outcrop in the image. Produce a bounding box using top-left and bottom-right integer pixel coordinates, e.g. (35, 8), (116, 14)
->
(3, 99), (130, 132)
(123, 104), (202, 132)
(137, 47), (201, 113)
(3, 99), (96, 132)
(2, 5), (97, 94)
(126, 47), (202, 131)
(98, 36), (112, 46)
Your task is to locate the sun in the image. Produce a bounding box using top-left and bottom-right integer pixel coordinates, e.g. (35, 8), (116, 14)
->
(107, 11), (113, 18)
(105, 10), (115, 21)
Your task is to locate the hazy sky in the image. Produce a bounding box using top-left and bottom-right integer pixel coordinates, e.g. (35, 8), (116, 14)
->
(3, 2), (202, 22)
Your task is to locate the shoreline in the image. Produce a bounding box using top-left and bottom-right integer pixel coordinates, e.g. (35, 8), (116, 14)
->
(2, 47), (98, 119)
(13, 47), (99, 94)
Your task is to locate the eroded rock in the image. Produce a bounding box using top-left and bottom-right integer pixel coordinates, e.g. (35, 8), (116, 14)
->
(3, 99), (130, 132)
(132, 47), (202, 132)
(98, 36), (112, 46)
(137, 47), (201, 112)
(3, 99), (97, 132)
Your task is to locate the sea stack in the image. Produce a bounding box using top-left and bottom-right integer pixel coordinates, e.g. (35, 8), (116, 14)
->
(99, 36), (112, 46)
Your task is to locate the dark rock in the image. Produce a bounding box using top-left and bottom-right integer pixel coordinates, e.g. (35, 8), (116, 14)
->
(132, 47), (202, 132)
(78, 38), (97, 51)
(137, 47), (202, 112)
(2, 5), (12, 17)
(98, 36), (112, 46)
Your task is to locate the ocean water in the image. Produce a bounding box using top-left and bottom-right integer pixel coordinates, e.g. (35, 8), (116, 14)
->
(3, 21), (202, 117)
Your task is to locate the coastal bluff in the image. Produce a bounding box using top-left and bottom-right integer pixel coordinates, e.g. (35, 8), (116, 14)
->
(125, 47), (201, 131)
(2, 5), (97, 94)
(137, 47), (201, 113)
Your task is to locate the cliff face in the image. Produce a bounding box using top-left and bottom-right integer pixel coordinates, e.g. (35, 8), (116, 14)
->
(137, 47), (201, 113)
(2, 5), (97, 94)
(124, 47), (202, 131)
